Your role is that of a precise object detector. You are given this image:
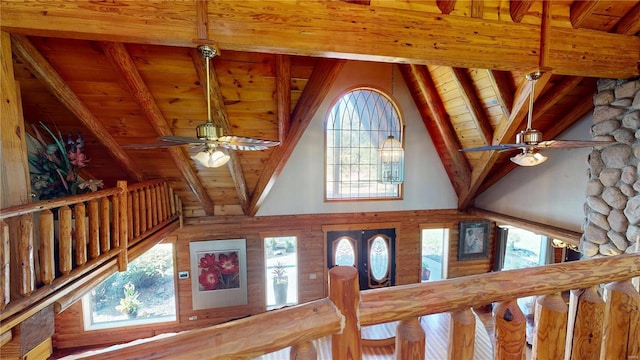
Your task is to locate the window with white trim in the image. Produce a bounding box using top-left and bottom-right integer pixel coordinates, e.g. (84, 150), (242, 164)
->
(325, 87), (404, 200)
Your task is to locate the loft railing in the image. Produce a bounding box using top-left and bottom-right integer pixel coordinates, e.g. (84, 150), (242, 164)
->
(0, 180), (181, 332)
(72, 253), (640, 360)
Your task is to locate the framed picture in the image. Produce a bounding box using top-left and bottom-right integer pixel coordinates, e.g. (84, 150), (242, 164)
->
(458, 221), (490, 260)
(189, 239), (248, 310)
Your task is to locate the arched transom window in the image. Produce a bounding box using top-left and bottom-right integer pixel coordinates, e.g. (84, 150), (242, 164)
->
(325, 87), (404, 200)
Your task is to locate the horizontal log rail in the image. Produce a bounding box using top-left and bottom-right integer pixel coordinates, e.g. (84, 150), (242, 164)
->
(77, 253), (640, 360)
(0, 180), (181, 332)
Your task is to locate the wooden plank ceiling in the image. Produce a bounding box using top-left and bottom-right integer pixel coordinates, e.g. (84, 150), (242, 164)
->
(2, 0), (639, 217)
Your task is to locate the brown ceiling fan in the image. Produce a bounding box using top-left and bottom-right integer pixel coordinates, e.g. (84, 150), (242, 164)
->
(459, 72), (613, 166)
(125, 45), (279, 167)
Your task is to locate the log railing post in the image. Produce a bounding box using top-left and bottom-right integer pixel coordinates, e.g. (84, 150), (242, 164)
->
(110, 194), (120, 249)
(169, 187), (176, 216)
(289, 340), (317, 360)
(601, 280), (640, 359)
(565, 287), (604, 360)
(74, 202), (87, 266)
(395, 317), (425, 359)
(448, 308), (475, 360)
(140, 189), (147, 234)
(0, 220), (9, 308)
(58, 206), (72, 275)
(38, 210), (54, 285)
(329, 266), (362, 360)
(532, 293), (567, 360)
(17, 214), (34, 296)
(132, 189), (140, 238)
(100, 197), (110, 253)
(127, 191), (133, 240)
(493, 300), (527, 360)
(117, 181), (128, 271)
(87, 199), (99, 259)
(145, 187), (152, 229)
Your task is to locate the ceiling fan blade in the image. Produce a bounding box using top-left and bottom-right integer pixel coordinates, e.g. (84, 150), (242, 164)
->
(188, 144), (206, 153)
(536, 139), (615, 149)
(158, 136), (208, 145)
(218, 136), (280, 151)
(459, 144), (524, 152)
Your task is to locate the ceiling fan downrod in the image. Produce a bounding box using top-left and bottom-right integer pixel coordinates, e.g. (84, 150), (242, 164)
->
(515, 71), (543, 145)
(196, 45), (222, 142)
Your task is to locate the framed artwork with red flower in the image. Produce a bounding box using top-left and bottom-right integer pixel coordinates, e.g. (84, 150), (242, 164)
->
(189, 239), (247, 310)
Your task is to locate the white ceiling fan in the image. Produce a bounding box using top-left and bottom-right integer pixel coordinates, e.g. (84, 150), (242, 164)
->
(125, 45), (279, 167)
(459, 72), (613, 166)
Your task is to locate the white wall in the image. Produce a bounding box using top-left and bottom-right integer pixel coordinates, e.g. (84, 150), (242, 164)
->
(257, 61), (458, 216)
(475, 113), (592, 232)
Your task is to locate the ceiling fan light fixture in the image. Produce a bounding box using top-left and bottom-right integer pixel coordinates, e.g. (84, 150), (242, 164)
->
(192, 149), (230, 168)
(510, 151), (547, 167)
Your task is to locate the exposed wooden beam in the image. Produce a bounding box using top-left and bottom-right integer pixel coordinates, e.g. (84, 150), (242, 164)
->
(471, 0), (484, 18)
(2, 1), (638, 78)
(509, 0), (535, 23)
(486, 70), (514, 120)
(276, 55), (291, 144)
(468, 208), (581, 246)
(190, 49), (250, 215)
(195, 0), (208, 40)
(459, 72), (552, 209)
(436, 0), (456, 14)
(100, 42), (216, 216)
(613, 1), (640, 35)
(539, 0), (551, 70)
(10, 34), (144, 183)
(450, 68), (493, 146)
(248, 59), (346, 216)
(570, 0), (601, 28)
(399, 64), (471, 197)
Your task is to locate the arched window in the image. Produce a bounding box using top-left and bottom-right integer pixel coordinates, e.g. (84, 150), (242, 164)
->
(325, 87), (404, 200)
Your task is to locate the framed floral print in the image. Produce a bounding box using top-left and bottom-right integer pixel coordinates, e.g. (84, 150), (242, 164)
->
(458, 221), (490, 261)
(189, 239), (248, 310)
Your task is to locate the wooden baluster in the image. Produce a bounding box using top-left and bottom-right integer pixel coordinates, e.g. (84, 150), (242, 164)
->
(87, 199), (99, 259)
(38, 210), (55, 285)
(448, 308), (475, 360)
(100, 197), (110, 253)
(159, 183), (166, 221)
(601, 280), (640, 360)
(329, 266), (362, 359)
(17, 214), (34, 296)
(151, 185), (158, 226)
(110, 195), (120, 249)
(532, 294), (567, 360)
(145, 187), (152, 230)
(127, 191), (133, 240)
(169, 187), (176, 216)
(118, 181), (128, 271)
(162, 182), (169, 220)
(140, 189), (147, 234)
(58, 206), (73, 275)
(132, 189), (140, 238)
(565, 287), (604, 360)
(493, 300), (526, 360)
(0, 220), (11, 310)
(396, 317), (425, 359)
(1, 220), (10, 309)
(74, 202), (87, 266)
(289, 341), (317, 360)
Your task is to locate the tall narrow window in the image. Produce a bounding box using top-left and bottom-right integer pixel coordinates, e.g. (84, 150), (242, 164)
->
(264, 235), (298, 310)
(421, 227), (449, 281)
(325, 87), (404, 200)
(499, 226), (553, 270)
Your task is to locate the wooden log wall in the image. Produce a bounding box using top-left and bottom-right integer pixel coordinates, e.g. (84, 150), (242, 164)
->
(53, 209), (490, 350)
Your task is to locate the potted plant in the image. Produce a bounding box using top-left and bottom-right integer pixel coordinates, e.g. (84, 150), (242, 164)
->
(421, 259), (431, 281)
(272, 261), (288, 305)
(115, 282), (142, 319)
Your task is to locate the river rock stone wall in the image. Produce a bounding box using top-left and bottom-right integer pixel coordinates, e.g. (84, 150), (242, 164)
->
(582, 77), (640, 258)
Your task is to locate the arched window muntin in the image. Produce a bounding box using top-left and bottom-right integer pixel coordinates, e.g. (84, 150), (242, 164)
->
(325, 86), (404, 201)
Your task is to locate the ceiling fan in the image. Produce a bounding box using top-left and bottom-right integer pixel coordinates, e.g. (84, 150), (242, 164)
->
(459, 72), (613, 166)
(125, 45), (279, 168)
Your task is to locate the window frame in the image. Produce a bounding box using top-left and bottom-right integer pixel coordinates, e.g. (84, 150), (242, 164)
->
(261, 231), (301, 310)
(419, 223), (451, 282)
(324, 85), (405, 202)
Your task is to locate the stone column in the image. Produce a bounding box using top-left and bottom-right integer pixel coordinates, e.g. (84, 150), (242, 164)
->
(582, 77), (640, 258)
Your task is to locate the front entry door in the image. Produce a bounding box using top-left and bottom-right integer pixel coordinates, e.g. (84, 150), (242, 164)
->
(327, 228), (396, 290)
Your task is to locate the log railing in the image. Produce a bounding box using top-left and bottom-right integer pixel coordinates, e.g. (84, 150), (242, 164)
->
(0, 180), (181, 331)
(74, 253), (640, 360)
